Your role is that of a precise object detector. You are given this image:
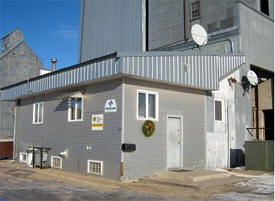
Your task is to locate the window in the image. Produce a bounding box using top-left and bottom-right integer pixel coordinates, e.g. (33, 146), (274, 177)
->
(51, 156), (62, 169)
(33, 102), (43, 124)
(191, 1), (200, 19)
(87, 160), (103, 175)
(137, 90), (159, 121)
(260, 0), (269, 16)
(68, 97), (83, 121)
(215, 100), (223, 121)
(19, 152), (27, 163)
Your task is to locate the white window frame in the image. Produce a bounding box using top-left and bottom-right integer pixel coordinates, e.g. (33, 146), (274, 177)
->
(32, 102), (44, 124)
(51, 156), (62, 169)
(68, 95), (84, 122)
(214, 98), (224, 122)
(87, 160), (103, 175)
(137, 89), (159, 121)
(19, 152), (27, 163)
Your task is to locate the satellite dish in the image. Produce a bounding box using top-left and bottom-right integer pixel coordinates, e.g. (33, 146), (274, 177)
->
(247, 70), (258, 86)
(191, 24), (208, 46)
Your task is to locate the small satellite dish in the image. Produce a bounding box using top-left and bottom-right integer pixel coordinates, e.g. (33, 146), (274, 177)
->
(247, 70), (258, 86)
(191, 24), (208, 47)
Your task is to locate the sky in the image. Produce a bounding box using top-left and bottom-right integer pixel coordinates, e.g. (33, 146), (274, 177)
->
(0, 0), (80, 70)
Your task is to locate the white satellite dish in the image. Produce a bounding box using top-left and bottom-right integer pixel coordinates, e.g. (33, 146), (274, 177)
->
(191, 24), (208, 46)
(247, 70), (258, 86)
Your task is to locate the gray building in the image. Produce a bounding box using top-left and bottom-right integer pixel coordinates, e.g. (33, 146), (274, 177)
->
(152, 0), (274, 141)
(1, 52), (251, 181)
(79, 0), (146, 62)
(0, 28), (43, 141)
(1, 0), (272, 180)
(79, 0), (274, 141)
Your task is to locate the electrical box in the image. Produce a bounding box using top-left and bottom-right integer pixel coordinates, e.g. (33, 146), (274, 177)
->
(121, 143), (136, 152)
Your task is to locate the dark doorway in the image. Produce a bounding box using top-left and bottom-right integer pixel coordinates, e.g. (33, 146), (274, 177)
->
(264, 109), (274, 140)
(260, 0), (269, 16)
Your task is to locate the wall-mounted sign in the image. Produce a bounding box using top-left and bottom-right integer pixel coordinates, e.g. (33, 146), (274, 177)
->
(91, 114), (104, 131)
(104, 99), (117, 113)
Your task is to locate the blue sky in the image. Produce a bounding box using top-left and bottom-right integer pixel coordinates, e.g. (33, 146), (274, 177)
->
(0, 0), (80, 70)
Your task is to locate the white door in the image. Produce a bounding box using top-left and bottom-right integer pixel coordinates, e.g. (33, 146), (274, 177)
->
(167, 116), (182, 169)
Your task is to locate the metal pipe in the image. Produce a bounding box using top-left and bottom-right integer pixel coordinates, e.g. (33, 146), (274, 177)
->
(51, 58), (57, 71)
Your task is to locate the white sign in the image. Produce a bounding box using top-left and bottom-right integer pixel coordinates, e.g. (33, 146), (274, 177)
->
(104, 99), (117, 112)
(91, 114), (104, 131)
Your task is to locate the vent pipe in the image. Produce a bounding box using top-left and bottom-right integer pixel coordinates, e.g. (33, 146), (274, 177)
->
(51, 58), (57, 71)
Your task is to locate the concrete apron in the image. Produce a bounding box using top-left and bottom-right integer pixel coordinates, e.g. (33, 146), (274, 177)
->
(139, 169), (231, 187)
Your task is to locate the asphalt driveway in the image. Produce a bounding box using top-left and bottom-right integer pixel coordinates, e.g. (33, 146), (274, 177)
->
(0, 160), (273, 201)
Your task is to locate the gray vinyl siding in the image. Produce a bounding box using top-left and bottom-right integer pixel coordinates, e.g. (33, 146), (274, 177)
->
(123, 78), (206, 180)
(17, 79), (122, 180)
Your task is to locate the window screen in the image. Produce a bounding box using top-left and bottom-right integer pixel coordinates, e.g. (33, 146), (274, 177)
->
(68, 97), (83, 121)
(148, 94), (156, 119)
(138, 93), (146, 118)
(33, 103), (43, 124)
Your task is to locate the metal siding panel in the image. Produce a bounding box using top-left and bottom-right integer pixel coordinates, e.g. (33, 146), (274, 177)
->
(1, 54), (246, 100)
(79, 0), (143, 62)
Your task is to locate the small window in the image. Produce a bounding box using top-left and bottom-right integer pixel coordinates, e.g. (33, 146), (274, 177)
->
(215, 100), (223, 121)
(260, 0), (269, 16)
(137, 90), (159, 121)
(87, 160), (103, 175)
(33, 102), (43, 124)
(191, 1), (200, 20)
(68, 97), (83, 121)
(19, 152), (27, 163)
(51, 156), (62, 169)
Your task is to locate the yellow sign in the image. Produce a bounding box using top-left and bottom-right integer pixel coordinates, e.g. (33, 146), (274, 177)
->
(91, 114), (104, 131)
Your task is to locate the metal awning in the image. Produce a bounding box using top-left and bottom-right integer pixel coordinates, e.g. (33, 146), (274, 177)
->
(1, 51), (246, 100)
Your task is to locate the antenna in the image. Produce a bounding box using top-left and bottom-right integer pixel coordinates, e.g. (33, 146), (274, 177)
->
(191, 24), (208, 50)
(246, 70), (258, 86)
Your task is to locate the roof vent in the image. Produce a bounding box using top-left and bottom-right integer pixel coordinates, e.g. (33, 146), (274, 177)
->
(51, 58), (57, 71)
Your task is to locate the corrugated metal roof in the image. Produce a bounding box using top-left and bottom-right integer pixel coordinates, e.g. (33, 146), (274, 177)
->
(1, 51), (246, 100)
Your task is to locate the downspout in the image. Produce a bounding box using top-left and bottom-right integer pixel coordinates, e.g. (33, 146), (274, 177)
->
(142, 0), (147, 51)
(120, 77), (125, 181)
(255, 85), (259, 139)
(13, 99), (19, 160)
(13, 103), (17, 160)
(183, 0), (188, 41)
(227, 105), (231, 168)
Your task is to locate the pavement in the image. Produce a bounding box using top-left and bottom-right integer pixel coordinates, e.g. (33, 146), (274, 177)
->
(0, 162), (186, 201)
(0, 160), (274, 201)
(214, 174), (274, 201)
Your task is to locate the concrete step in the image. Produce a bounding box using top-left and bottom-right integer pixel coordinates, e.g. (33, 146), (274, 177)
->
(140, 169), (232, 187)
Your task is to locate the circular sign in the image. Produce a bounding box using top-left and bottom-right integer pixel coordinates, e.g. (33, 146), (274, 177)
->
(191, 24), (208, 46)
(247, 70), (258, 86)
